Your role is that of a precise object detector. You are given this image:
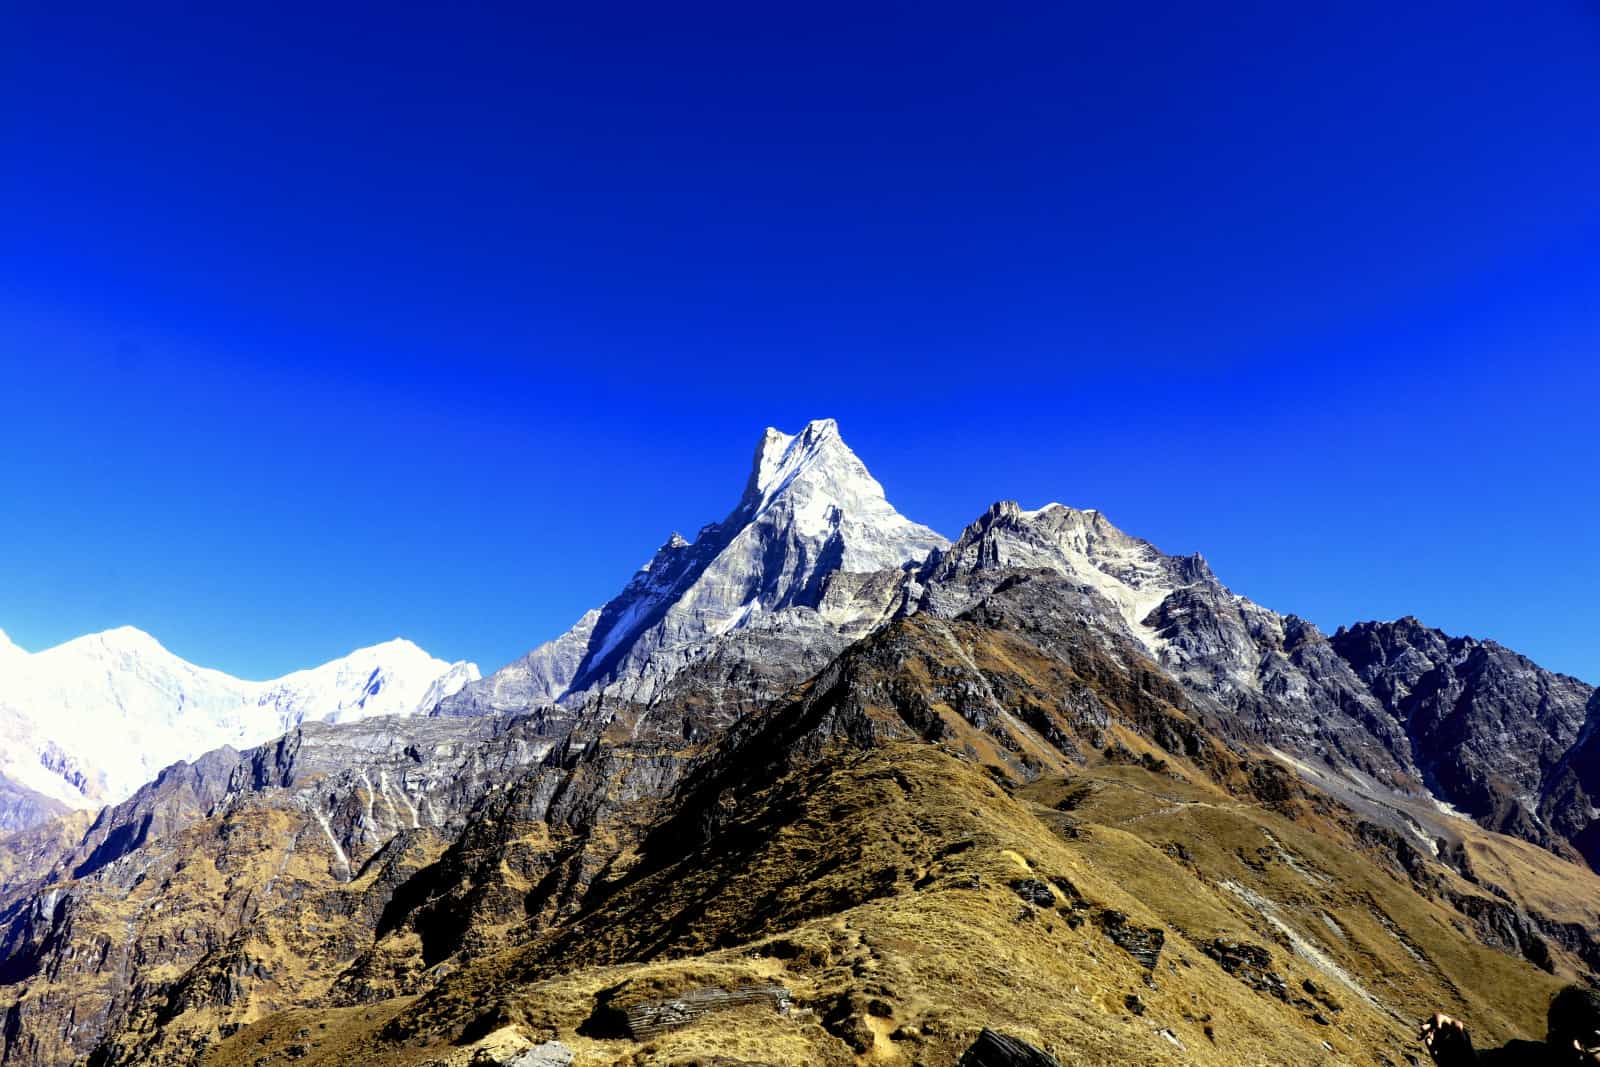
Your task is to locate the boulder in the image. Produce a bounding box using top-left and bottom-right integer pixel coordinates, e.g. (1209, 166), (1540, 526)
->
(956, 1028), (1061, 1067)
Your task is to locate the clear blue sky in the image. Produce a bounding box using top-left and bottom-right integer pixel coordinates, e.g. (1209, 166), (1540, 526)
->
(2, 3), (1597, 683)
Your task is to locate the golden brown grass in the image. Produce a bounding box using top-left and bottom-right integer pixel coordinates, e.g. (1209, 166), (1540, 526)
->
(206, 743), (1571, 1067)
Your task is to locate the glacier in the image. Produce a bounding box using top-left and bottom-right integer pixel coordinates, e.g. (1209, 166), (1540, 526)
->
(0, 625), (478, 814)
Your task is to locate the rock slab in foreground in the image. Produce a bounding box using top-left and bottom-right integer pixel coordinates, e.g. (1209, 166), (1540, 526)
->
(957, 1028), (1062, 1067)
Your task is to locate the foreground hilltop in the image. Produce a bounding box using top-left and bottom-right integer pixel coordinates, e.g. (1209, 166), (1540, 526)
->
(0, 419), (1595, 1067)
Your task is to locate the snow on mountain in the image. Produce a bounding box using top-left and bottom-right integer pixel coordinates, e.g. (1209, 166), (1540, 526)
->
(739, 419), (949, 574)
(437, 418), (949, 712)
(913, 498), (1416, 789)
(918, 500), (1207, 652)
(0, 627), (479, 815)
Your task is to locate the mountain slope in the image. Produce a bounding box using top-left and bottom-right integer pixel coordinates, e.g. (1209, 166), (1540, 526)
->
(0, 627), (480, 820)
(2, 565), (1595, 1066)
(0, 773), (69, 836)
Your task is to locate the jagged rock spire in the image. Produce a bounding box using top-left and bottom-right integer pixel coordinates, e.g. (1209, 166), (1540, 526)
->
(443, 419), (948, 710)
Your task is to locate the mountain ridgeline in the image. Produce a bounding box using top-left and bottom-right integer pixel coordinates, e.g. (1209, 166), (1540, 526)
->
(0, 418), (1595, 1067)
(0, 627), (480, 828)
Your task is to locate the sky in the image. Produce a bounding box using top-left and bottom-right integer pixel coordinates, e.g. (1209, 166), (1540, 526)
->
(1, 3), (1597, 683)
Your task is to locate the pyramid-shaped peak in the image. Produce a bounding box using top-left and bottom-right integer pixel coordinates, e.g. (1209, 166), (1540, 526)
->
(483, 419), (949, 707)
(733, 418), (947, 574)
(746, 418), (854, 504)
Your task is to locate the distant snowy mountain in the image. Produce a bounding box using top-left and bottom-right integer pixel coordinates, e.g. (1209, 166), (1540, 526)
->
(435, 418), (949, 712)
(0, 625), (478, 822)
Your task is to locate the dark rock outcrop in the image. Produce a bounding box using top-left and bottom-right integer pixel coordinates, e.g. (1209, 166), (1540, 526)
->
(1096, 910), (1164, 970)
(956, 1028), (1061, 1067)
(1332, 618), (1596, 863)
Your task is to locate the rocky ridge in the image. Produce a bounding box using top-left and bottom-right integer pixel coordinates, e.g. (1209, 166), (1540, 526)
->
(188, 574), (1600, 1064)
(1330, 617), (1596, 861)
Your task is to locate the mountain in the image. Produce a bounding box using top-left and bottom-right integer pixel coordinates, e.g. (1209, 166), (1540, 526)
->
(434, 418), (947, 715)
(1330, 618), (1596, 858)
(0, 626), (480, 822)
(433, 423), (1596, 867)
(911, 501), (1418, 788)
(0, 418), (1596, 1067)
(6, 564), (1594, 1066)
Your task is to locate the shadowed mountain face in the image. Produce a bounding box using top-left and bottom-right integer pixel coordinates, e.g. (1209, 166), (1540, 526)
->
(1330, 618), (1596, 859)
(1536, 690), (1600, 869)
(0, 420), (1594, 1067)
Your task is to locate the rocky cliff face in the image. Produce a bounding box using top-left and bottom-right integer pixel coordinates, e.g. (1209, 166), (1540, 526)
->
(0, 711), (572, 1067)
(0, 775), (68, 838)
(1330, 618), (1595, 856)
(914, 500), (1208, 647)
(1541, 690), (1600, 868)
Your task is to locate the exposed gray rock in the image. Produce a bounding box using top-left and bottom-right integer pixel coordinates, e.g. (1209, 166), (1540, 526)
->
(1096, 910), (1164, 970)
(1332, 618), (1595, 855)
(1009, 879), (1055, 907)
(504, 1041), (575, 1067)
(434, 610), (600, 720)
(1542, 690), (1600, 869)
(915, 500), (1206, 653)
(1204, 939), (1291, 1001)
(912, 501), (1418, 790)
(584, 982), (790, 1040)
(630, 986), (788, 1039)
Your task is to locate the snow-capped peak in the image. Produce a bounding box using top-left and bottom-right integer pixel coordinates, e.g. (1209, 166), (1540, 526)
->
(446, 419), (949, 710)
(68, 624), (172, 657)
(0, 625), (479, 814)
(735, 417), (945, 573)
(744, 418), (842, 504)
(743, 418), (862, 514)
